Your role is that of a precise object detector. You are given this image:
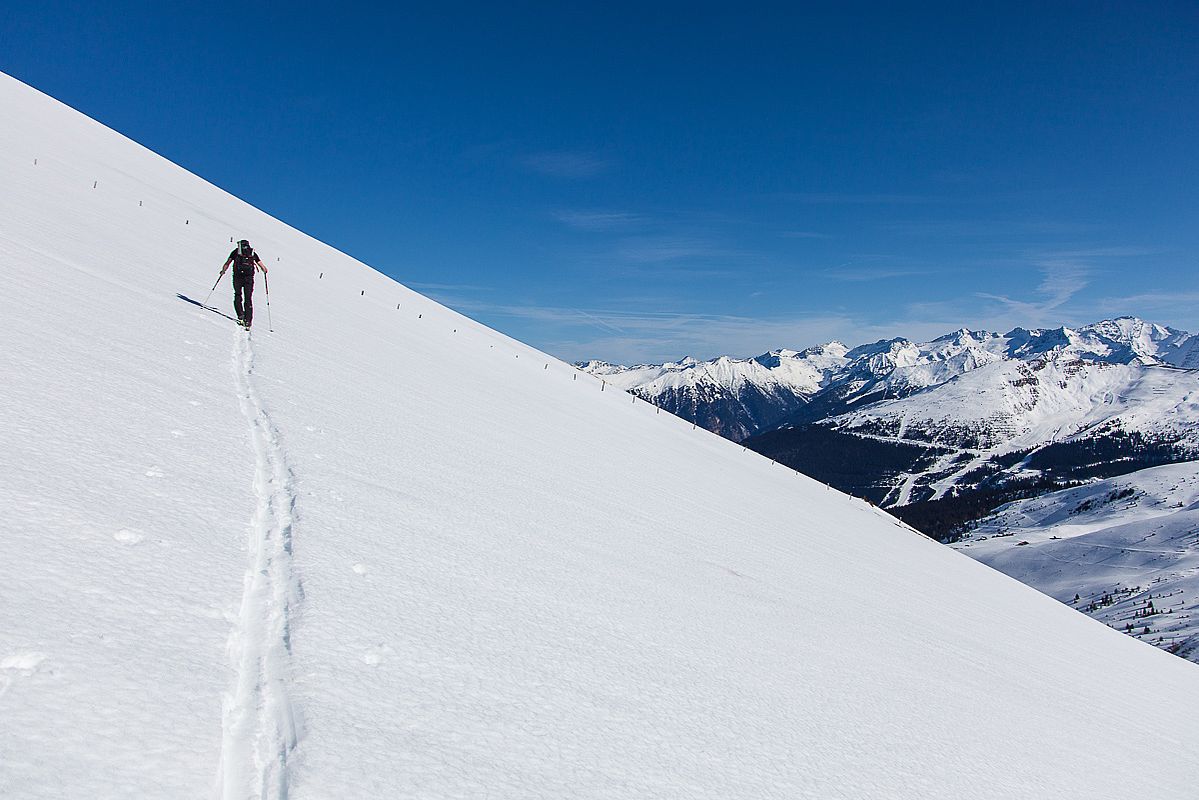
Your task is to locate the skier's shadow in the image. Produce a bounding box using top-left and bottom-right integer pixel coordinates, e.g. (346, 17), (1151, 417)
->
(176, 293), (238, 322)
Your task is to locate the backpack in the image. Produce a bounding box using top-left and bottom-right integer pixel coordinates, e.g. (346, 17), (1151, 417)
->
(232, 244), (257, 277)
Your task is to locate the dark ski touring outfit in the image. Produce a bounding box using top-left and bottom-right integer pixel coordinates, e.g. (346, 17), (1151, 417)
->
(220, 240), (268, 328)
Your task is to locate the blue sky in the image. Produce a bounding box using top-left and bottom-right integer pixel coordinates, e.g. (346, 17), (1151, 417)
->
(3, 2), (1196, 362)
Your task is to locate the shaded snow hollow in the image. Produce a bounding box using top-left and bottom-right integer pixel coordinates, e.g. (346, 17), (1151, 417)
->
(1, 72), (1198, 798)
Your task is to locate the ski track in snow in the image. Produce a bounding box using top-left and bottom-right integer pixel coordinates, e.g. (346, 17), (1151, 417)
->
(217, 331), (302, 800)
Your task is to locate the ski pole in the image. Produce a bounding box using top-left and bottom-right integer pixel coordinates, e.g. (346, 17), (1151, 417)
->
(203, 270), (224, 305)
(264, 273), (273, 332)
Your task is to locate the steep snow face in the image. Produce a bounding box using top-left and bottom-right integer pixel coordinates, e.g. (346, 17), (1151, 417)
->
(3, 71), (1199, 799)
(953, 462), (1199, 661)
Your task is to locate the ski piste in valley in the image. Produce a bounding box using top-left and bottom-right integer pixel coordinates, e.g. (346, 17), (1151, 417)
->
(1, 71), (1197, 798)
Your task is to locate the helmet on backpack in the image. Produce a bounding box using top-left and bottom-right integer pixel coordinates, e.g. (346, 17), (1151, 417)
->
(238, 239), (251, 255)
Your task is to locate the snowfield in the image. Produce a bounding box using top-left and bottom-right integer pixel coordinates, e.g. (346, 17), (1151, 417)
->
(2, 71), (1199, 798)
(953, 461), (1199, 661)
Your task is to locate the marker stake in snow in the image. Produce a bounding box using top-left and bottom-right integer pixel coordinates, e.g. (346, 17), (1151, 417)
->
(265, 274), (273, 332)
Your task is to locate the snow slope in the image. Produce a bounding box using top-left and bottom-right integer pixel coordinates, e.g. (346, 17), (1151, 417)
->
(952, 461), (1199, 661)
(2, 71), (1199, 798)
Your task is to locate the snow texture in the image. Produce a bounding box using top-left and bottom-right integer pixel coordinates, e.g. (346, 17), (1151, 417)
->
(2, 71), (1199, 798)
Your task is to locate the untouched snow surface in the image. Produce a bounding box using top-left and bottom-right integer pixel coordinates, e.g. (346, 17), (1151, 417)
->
(2, 72), (1199, 798)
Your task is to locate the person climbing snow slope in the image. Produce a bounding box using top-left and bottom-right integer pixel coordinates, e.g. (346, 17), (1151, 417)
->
(218, 239), (268, 328)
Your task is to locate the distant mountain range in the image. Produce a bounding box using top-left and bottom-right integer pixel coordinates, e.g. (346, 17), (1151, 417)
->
(582, 317), (1199, 440)
(582, 317), (1199, 537)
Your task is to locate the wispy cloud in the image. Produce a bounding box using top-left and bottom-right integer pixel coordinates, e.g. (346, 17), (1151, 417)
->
(1096, 290), (1199, 310)
(520, 150), (611, 178)
(1034, 246), (1159, 260)
(616, 236), (722, 263)
(437, 295), (927, 363)
(552, 210), (646, 231)
(1092, 290), (1199, 330)
(974, 246), (1157, 327)
(409, 282), (495, 293)
(880, 219), (1099, 238)
(976, 265), (1088, 324)
(781, 230), (832, 239)
(785, 192), (942, 205)
(822, 265), (937, 282)
(483, 304), (863, 362)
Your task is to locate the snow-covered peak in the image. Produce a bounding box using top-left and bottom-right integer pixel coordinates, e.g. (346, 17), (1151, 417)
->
(798, 340), (849, 359)
(996, 318), (1199, 367)
(586, 318), (1197, 443)
(1077, 316), (1199, 366)
(576, 358), (622, 373)
(1003, 325), (1075, 359)
(844, 336), (912, 362)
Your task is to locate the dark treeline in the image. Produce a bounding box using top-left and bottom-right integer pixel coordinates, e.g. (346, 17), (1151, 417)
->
(745, 425), (950, 505)
(745, 423), (1195, 542)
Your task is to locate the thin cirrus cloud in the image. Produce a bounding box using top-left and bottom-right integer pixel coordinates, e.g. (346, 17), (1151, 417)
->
(784, 192), (944, 205)
(1096, 290), (1199, 314)
(519, 150), (611, 178)
(615, 236), (724, 263)
(975, 265), (1089, 325)
(971, 246), (1157, 326)
(781, 230), (832, 239)
(432, 295), (902, 364)
(821, 265), (938, 282)
(408, 282), (496, 293)
(551, 210), (647, 231)
(470, 303), (864, 362)
(880, 219), (1099, 238)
